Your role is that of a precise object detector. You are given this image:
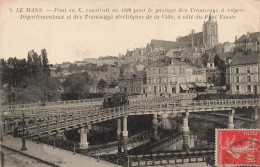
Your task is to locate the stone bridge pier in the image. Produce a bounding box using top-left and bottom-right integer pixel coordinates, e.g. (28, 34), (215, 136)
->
(117, 118), (122, 153)
(228, 109), (235, 129)
(182, 110), (190, 150)
(117, 116), (128, 154)
(79, 125), (91, 150)
(122, 116), (128, 154)
(254, 107), (259, 121)
(152, 114), (159, 142)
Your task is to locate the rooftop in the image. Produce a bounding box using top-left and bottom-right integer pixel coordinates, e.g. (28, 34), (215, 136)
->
(147, 57), (188, 68)
(236, 32), (260, 43)
(150, 39), (190, 49)
(230, 52), (259, 66)
(178, 32), (203, 41)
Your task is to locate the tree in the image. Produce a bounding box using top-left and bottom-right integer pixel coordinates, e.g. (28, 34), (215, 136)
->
(30, 50), (43, 83)
(1, 49), (52, 104)
(41, 49), (50, 78)
(201, 53), (209, 67)
(63, 72), (90, 99)
(55, 66), (62, 73)
(68, 64), (78, 73)
(218, 60), (226, 86)
(214, 54), (221, 67)
(97, 79), (108, 94)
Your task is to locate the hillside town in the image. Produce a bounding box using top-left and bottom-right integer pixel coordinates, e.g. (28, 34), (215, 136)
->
(1, 12), (260, 167)
(49, 16), (259, 99)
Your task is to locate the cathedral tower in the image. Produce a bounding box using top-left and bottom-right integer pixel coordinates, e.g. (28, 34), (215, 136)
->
(203, 14), (218, 49)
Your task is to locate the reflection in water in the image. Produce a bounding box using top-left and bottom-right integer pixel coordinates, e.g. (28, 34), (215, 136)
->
(157, 133), (214, 151)
(157, 116), (220, 151)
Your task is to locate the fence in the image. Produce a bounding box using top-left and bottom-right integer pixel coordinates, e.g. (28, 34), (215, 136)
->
(31, 136), (80, 154)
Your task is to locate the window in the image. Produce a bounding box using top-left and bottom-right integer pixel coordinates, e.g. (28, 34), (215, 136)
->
(247, 67), (251, 73)
(165, 77), (168, 83)
(159, 76), (161, 83)
(247, 76), (251, 82)
(236, 76), (239, 82)
(172, 68), (175, 74)
(159, 86), (161, 92)
(165, 86), (167, 92)
(165, 68), (168, 74)
(210, 63), (212, 67)
(236, 68), (239, 74)
(172, 86), (176, 93)
(247, 85), (251, 92)
(159, 69), (161, 74)
(236, 85), (239, 92)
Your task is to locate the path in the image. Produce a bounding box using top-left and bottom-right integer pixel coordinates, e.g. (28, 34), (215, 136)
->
(1, 135), (120, 167)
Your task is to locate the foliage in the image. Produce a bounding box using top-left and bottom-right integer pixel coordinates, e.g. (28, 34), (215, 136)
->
(55, 66), (62, 73)
(214, 54), (221, 67)
(0, 49), (59, 104)
(201, 53), (209, 67)
(63, 72), (90, 99)
(15, 86), (45, 103)
(97, 64), (109, 72)
(97, 79), (108, 93)
(214, 54), (226, 86)
(68, 64), (78, 73)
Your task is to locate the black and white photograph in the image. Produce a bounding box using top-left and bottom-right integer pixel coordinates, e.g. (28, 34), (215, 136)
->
(0, 0), (259, 166)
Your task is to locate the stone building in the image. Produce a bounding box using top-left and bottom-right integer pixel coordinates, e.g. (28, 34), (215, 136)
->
(97, 56), (117, 66)
(223, 42), (235, 53)
(148, 40), (189, 52)
(145, 58), (207, 96)
(226, 52), (259, 94)
(235, 32), (260, 52)
(177, 15), (218, 49)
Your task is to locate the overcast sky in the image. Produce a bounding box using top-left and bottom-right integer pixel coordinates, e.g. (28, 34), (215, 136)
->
(0, 0), (259, 64)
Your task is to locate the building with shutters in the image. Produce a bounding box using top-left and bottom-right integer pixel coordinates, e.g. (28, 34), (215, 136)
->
(226, 52), (259, 94)
(145, 58), (207, 96)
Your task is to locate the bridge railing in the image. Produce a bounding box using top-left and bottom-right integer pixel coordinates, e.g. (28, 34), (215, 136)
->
(3, 98), (104, 109)
(4, 105), (130, 135)
(133, 98), (258, 110)
(2, 104), (102, 116)
(128, 93), (196, 107)
(3, 98), (258, 136)
(129, 148), (214, 167)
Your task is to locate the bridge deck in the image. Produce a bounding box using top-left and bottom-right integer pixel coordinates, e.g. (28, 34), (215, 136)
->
(2, 98), (258, 137)
(1, 135), (118, 167)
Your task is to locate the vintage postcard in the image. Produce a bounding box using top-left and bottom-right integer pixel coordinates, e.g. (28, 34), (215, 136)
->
(0, 0), (259, 167)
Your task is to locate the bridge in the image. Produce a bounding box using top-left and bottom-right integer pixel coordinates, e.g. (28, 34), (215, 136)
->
(1, 94), (259, 166)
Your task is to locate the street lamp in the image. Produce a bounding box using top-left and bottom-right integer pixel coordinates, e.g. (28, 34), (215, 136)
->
(21, 110), (27, 151)
(0, 111), (3, 142)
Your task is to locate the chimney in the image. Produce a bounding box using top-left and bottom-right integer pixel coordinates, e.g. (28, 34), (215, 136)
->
(191, 29), (195, 35)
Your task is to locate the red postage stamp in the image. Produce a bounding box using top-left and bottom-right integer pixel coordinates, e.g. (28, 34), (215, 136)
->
(216, 129), (260, 166)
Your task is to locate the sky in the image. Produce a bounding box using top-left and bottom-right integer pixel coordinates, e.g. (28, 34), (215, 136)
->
(0, 0), (259, 64)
